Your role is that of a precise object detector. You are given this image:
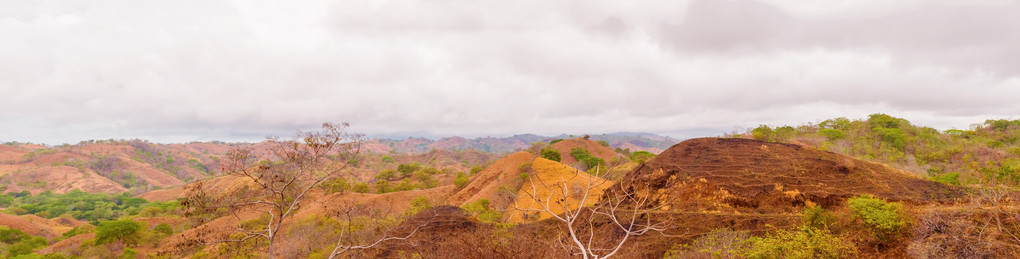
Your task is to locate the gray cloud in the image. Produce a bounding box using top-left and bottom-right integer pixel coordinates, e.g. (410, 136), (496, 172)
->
(0, 0), (1018, 144)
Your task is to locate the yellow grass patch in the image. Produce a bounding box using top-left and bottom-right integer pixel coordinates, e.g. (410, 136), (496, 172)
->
(509, 158), (614, 222)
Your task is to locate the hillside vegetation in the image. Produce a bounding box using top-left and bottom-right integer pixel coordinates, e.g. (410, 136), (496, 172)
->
(740, 114), (1020, 187)
(4, 119), (1020, 258)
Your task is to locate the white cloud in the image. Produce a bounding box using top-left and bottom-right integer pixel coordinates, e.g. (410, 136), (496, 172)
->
(0, 0), (1017, 144)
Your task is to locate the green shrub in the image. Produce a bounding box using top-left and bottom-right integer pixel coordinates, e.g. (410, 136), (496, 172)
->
(352, 183), (370, 193)
(394, 179), (419, 191)
(549, 139), (563, 145)
(0, 226), (29, 244)
(629, 151), (656, 164)
(802, 205), (835, 230)
(397, 163), (422, 177)
(743, 226), (856, 259)
(518, 162), (531, 173)
(664, 229), (750, 258)
(454, 172), (469, 189)
(408, 196), (432, 215)
(153, 223), (174, 236)
(61, 225), (95, 239)
(540, 149), (561, 162)
(931, 172), (960, 186)
(752, 125), (776, 142)
(463, 199), (501, 223)
(818, 129), (845, 141)
(118, 247), (138, 259)
(375, 169), (397, 180)
(7, 236), (47, 257)
(470, 166), (484, 176)
(570, 148), (604, 170)
(96, 219), (143, 246)
(847, 194), (908, 242)
(381, 155), (395, 163)
(375, 180), (392, 194)
(321, 177), (352, 194)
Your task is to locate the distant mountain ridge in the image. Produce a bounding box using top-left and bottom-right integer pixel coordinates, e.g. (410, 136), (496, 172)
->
(362, 133), (679, 154)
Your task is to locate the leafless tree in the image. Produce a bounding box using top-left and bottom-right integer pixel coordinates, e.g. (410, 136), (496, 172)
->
(973, 185), (1020, 248)
(514, 160), (676, 259)
(183, 122), (362, 258)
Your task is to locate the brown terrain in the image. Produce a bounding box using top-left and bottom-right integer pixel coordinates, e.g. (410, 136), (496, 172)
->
(364, 137), (968, 258)
(0, 141), (227, 194)
(31, 135), (972, 258)
(614, 138), (964, 215)
(0, 213), (82, 239)
(509, 157), (613, 222)
(447, 151), (535, 207)
(546, 138), (620, 168)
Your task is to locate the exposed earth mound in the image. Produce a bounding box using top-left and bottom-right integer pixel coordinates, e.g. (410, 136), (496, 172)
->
(510, 157), (613, 222)
(446, 151), (535, 207)
(615, 138), (965, 214)
(547, 138), (620, 168)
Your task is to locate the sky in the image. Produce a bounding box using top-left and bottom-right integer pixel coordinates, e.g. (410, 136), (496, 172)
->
(2, 0), (1019, 144)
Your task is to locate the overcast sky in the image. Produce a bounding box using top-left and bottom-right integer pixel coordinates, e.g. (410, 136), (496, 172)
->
(2, 0), (1019, 144)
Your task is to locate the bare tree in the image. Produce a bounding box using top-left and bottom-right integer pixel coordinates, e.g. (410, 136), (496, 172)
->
(514, 160), (676, 259)
(183, 122), (362, 258)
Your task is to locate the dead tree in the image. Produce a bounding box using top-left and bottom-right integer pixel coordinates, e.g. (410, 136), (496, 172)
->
(183, 122), (362, 258)
(514, 160), (675, 259)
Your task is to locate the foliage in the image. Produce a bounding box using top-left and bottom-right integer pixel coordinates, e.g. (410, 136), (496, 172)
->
(96, 219), (143, 246)
(569, 147), (604, 170)
(381, 155), (395, 163)
(352, 182), (371, 193)
(397, 163), (422, 178)
(549, 139), (563, 145)
(746, 115), (1020, 188)
(321, 177), (352, 194)
(60, 225), (96, 239)
(118, 248), (138, 259)
(818, 128), (845, 141)
(847, 194), (908, 243)
(469, 166), (484, 176)
(375, 169), (398, 180)
(375, 180), (392, 194)
(154, 223), (174, 236)
(628, 151), (656, 164)
(743, 226), (856, 259)
(664, 229), (750, 258)
(0, 226), (29, 244)
(463, 199), (501, 223)
(802, 205), (835, 230)
(540, 149), (561, 162)
(454, 172), (469, 189)
(930, 172), (960, 185)
(752, 125), (776, 142)
(2, 189), (174, 223)
(408, 196), (432, 215)
(6, 236), (47, 257)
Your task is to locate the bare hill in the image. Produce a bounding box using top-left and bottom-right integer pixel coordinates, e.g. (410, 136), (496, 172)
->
(509, 157), (613, 222)
(447, 151), (535, 207)
(611, 138), (965, 214)
(547, 138), (620, 168)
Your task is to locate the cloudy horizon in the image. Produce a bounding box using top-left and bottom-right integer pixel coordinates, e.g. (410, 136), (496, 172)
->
(2, 0), (1018, 145)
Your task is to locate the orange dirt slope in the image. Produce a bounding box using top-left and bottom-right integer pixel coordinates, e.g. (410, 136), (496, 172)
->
(509, 157), (614, 222)
(547, 138), (620, 169)
(610, 137), (965, 215)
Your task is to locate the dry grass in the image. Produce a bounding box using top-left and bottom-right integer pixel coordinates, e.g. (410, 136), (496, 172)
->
(509, 157), (614, 222)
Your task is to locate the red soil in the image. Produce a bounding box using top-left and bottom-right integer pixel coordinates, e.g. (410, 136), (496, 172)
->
(0, 213), (65, 238)
(611, 138), (964, 214)
(548, 138), (620, 168)
(446, 151), (535, 207)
